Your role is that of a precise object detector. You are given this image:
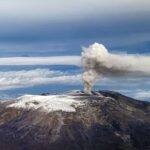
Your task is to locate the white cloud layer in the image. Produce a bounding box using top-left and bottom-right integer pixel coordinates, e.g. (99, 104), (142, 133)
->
(0, 68), (149, 101)
(0, 69), (82, 90)
(0, 0), (149, 22)
(0, 56), (81, 66)
(134, 91), (150, 100)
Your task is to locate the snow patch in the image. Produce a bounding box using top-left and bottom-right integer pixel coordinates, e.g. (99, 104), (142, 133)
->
(7, 94), (84, 113)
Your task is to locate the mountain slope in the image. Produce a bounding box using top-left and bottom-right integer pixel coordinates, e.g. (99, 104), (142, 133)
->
(0, 91), (150, 150)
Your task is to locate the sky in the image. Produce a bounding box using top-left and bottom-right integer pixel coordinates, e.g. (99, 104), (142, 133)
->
(0, 0), (150, 100)
(0, 0), (150, 55)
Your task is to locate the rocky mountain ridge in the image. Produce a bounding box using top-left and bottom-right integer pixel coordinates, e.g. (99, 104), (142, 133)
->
(0, 91), (150, 150)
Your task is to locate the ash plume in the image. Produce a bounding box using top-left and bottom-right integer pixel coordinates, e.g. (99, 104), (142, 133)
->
(81, 43), (150, 93)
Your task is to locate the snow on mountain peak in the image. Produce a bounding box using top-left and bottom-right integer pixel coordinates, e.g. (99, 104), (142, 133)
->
(8, 94), (84, 113)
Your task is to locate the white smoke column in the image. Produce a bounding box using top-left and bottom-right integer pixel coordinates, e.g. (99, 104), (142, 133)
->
(81, 43), (109, 93)
(81, 43), (150, 93)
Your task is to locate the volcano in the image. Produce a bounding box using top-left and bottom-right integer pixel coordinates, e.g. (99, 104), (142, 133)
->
(0, 91), (150, 150)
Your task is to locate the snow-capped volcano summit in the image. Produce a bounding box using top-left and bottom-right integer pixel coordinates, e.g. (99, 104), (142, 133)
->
(8, 94), (85, 113)
(0, 91), (150, 150)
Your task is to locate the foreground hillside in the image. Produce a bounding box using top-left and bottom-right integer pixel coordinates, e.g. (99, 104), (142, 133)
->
(0, 91), (150, 150)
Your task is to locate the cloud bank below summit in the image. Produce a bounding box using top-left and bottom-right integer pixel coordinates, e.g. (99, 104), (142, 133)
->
(0, 56), (81, 66)
(0, 69), (82, 90)
(0, 43), (149, 100)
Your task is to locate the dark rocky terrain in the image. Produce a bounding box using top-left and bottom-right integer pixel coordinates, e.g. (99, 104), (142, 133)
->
(0, 91), (150, 150)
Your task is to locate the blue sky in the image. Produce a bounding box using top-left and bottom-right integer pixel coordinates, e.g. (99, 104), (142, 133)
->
(0, 0), (150, 56)
(0, 0), (150, 100)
